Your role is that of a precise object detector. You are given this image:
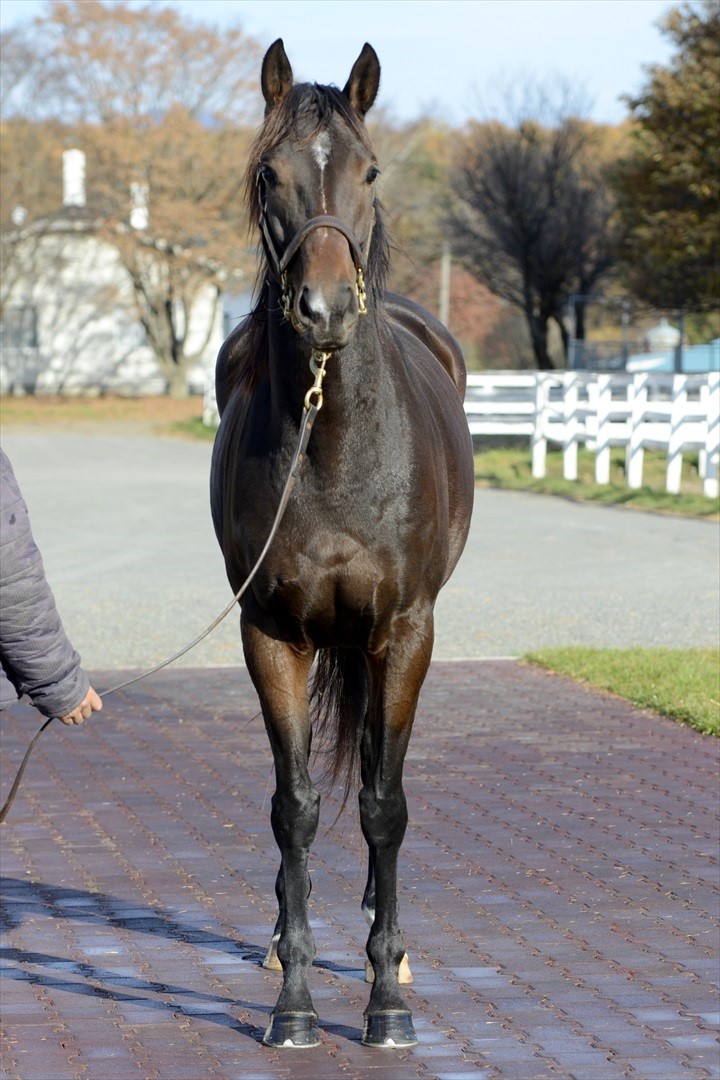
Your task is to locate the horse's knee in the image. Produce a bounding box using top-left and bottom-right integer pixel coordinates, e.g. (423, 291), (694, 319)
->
(271, 785), (320, 850)
(359, 787), (407, 850)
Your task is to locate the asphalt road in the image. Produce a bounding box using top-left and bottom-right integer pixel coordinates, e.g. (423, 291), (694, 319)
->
(2, 430), (718, 670)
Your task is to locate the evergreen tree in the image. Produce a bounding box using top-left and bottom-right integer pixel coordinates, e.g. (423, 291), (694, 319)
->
(611, 1), (720, 313)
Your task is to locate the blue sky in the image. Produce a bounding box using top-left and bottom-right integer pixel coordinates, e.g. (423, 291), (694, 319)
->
(1, 0), (675, 124)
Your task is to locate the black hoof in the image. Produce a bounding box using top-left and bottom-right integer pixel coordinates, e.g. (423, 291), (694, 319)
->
(362, 1009), (417, 1048)
(262, 1010), (321, 1048)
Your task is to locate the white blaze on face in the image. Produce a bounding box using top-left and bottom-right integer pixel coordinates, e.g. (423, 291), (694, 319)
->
(312, 131), (332, 211)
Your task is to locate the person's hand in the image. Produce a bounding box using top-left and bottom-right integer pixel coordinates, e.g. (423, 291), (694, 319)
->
(59, 687), (102, 726)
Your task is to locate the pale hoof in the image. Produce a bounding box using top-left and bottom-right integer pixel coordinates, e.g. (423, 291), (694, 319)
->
(399, 953), (413, 984)
(364, 953), (413, 984)
(262, 934), (282, 972)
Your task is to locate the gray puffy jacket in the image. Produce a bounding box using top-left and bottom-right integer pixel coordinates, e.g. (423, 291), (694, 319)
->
(0, 448), (89, 717)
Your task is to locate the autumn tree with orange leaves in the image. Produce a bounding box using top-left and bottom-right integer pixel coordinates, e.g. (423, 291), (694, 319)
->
(1, 0), (261, 395)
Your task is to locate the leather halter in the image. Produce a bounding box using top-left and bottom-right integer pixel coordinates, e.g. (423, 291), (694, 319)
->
(260, 210), (369, 282)
(257, 173), (371, 328)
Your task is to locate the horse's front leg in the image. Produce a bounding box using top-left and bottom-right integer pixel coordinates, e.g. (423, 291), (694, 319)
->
(242, 618), (320, 1048)
(359, 606), (433, 1048)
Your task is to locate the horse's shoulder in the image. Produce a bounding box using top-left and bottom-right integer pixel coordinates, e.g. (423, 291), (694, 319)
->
(381, 291), (467, 399)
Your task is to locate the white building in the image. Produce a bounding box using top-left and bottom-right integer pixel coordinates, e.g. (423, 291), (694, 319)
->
(1, 150), (232, 396)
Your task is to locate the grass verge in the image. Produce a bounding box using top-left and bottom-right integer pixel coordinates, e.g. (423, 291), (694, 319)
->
(525, 647), (720, 736)
(0, 393), (202, 428)
(168, 416), (216, 441)
(475, 445), (719, 518)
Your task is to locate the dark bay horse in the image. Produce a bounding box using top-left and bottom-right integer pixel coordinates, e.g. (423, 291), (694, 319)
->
(210, 39), (474, 1049)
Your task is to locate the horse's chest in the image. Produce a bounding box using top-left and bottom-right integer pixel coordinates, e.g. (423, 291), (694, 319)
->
(224, 425), (439, 647)
(258, 521), (403, 648)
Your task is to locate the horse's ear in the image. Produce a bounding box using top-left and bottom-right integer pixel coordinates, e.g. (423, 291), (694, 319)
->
(343, 43), (380, 116)
(261, 38), (293, 112)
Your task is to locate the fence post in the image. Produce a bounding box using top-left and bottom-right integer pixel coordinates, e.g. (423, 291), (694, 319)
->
(626, 374), (649, 489)
(562, 372), (579, 481)
(665, 374), (688, 494)
(593, 374), (612, 485)
(699, 384), (708, 481)
(704, 371), (719, 499)
(531, 374), (547, 478)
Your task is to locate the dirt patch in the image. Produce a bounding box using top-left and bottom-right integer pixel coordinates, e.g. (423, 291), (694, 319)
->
(0, 394), (203, 435)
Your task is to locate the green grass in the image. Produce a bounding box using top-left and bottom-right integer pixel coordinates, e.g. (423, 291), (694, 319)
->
(525, 647), (720, 736)
(474, 444), (719, 518)
(168, 416), (217, 441)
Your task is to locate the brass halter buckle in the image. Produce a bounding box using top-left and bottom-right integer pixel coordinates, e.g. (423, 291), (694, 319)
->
(304, 350), (331, 411)
(356, 266), (367, 316)
(281, 272), (304, 335)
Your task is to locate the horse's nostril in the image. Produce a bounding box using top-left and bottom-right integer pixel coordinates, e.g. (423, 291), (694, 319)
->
(297, 286), (330, 326)
(298, 286), (316, 324)
(340, 283), (354, 316)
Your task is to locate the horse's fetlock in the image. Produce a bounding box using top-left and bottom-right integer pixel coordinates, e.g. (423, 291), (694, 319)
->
(367, 922), (404, 969)
(277, 936), (315, 972)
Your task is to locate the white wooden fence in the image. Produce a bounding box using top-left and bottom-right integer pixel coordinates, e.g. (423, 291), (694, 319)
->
(465, 371), (720, 498)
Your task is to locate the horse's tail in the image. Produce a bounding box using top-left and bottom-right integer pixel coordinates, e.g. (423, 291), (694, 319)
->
(310, 647), (369, 808)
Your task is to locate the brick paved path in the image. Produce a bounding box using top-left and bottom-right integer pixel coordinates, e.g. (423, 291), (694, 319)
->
(1, 661), (718, 1080)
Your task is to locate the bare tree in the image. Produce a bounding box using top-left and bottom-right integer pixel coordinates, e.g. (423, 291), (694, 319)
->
(450, 90), (617, 369)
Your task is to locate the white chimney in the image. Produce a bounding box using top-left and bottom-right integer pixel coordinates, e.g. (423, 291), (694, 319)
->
(130, 182), (149, 230)
(63, 149), (86, 208)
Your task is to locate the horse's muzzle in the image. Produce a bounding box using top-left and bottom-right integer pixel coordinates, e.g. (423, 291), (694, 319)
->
(292, 281), (360, 350)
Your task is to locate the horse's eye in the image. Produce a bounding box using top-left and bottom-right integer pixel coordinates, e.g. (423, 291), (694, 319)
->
(365, 165), (380, 185)
(259, 164), (278, 188)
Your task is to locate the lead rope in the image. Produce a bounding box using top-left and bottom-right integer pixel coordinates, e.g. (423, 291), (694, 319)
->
(0, 352), (331, 825)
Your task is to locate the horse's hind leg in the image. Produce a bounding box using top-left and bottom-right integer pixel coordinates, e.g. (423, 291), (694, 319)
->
(241, 619), (320, 1048)
(359, 607), (433, 1048)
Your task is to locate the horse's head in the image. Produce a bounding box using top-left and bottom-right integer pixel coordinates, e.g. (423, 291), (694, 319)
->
(250, 39), (381, 352)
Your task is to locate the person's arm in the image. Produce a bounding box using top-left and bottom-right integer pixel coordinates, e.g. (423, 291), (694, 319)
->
(0, 450), (102, 723)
